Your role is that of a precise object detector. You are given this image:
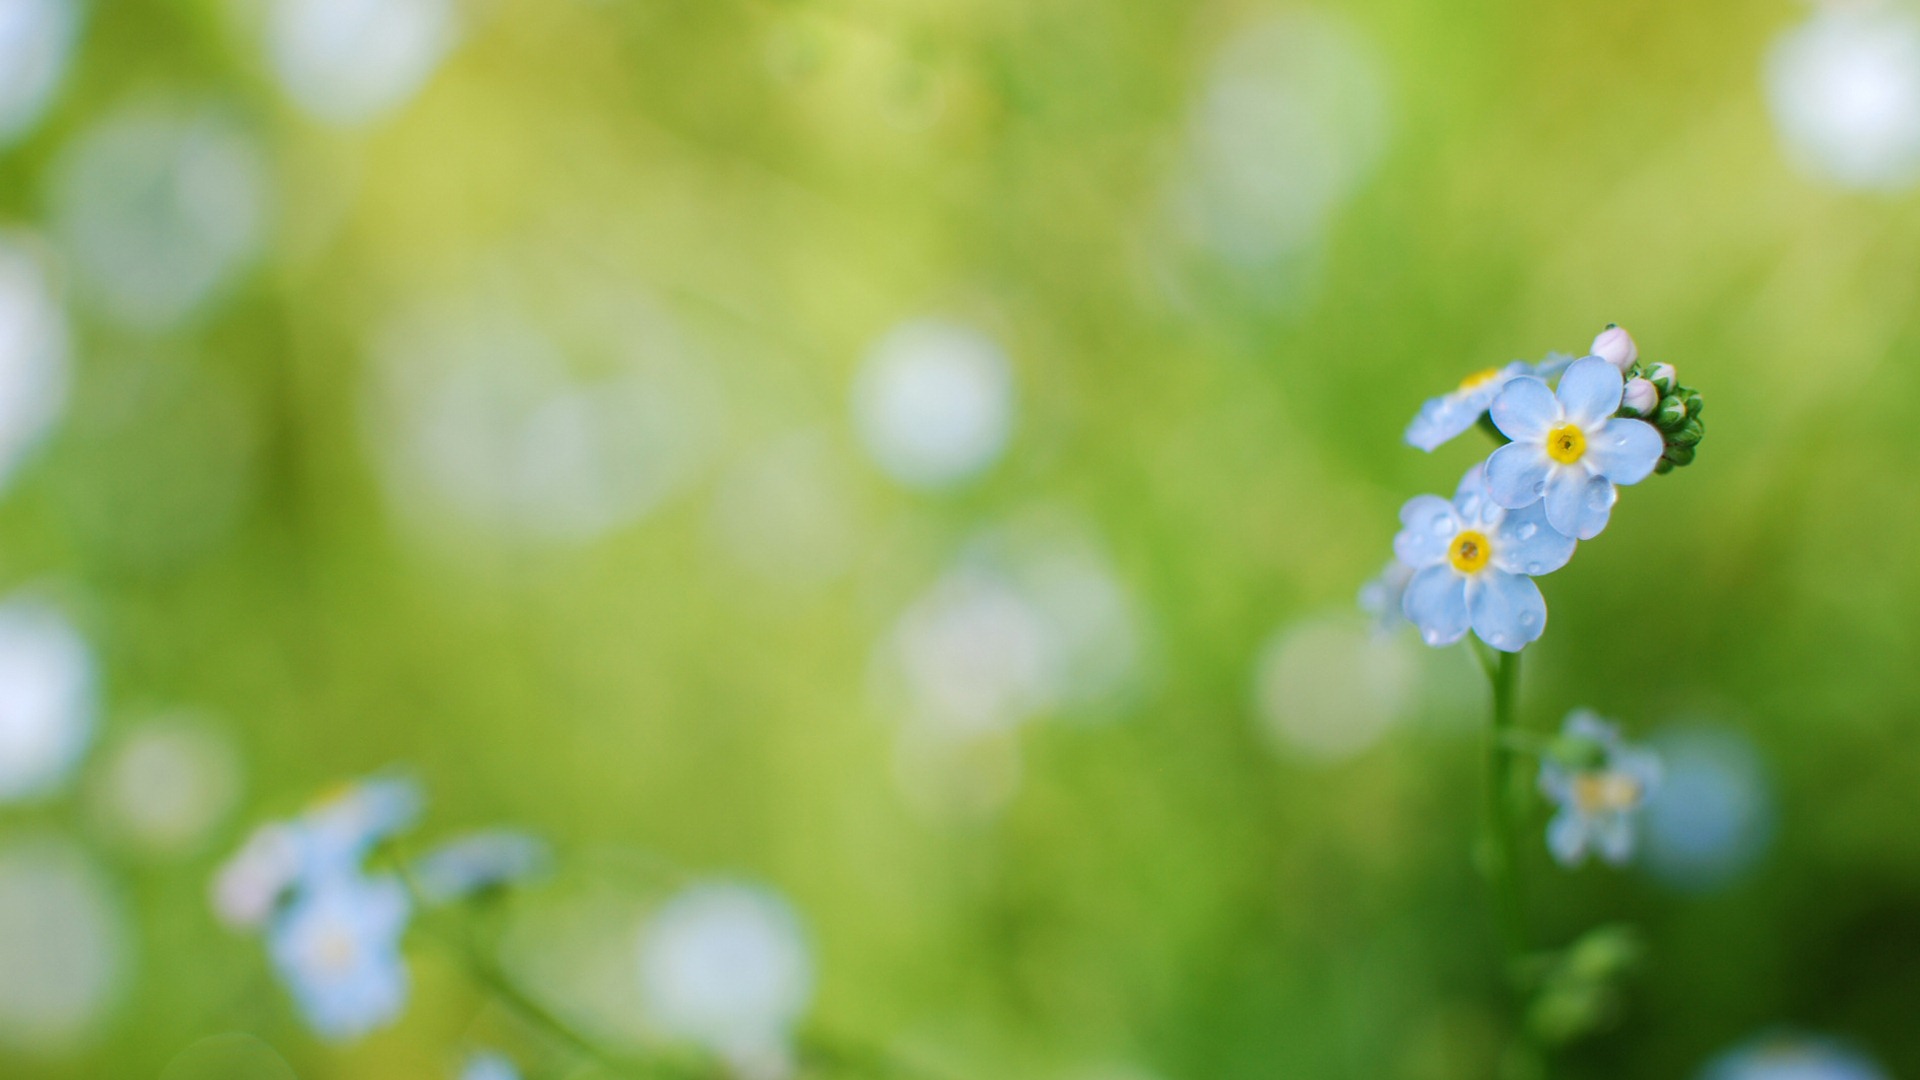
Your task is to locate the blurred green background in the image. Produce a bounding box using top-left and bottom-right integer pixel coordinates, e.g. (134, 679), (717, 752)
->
(2, 0), (1919, 1077)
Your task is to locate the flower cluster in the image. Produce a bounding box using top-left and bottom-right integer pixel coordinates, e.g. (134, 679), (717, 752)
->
(1379, 324), (1704, 651)
(213, 775), (420, 1040)
(212, 773), (547, 1041)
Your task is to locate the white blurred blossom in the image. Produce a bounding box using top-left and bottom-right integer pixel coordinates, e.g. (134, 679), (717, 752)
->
(0, 839), (125, 1052)
(265, 0), (458, 126)
(0, 236), (69, 493)
(1254, 613), (1415, 763)
(1767, 5), (1920, 190)
(1170, 12), (1391, 267)
(636, 881), (814, 1074)
(852, 319), (1015, 489)
(0, 598), (94, 803)
(0, 0), (80, 147)
(94, 716), (242, 855)
(367, 297), (721, 546)
(48, 105), (269, 328)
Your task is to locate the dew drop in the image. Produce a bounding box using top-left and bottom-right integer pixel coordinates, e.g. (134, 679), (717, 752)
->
(1422, 628), (1445, 646)
(1516, 523), (1537, 541)
(1525, 560), (1544, 574)
(1531, 480), (1546, 496)
(1520, 611), (1540, 629)
(1431, 517), (1455, 536)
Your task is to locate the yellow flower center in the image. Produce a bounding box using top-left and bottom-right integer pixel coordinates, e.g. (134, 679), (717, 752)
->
(1546, 423), (1586, 464)
(1571, 771), (1642, 814)
(1448, 529), (1491, 574)
(1457, 367), (1502, 391)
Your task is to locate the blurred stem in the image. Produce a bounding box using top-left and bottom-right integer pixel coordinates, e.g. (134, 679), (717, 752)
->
(1471, 641), (1547, 1077)
(1471, 641), (1527, 964)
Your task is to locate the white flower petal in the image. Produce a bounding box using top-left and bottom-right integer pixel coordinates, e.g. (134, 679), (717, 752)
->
(1484, 441), (1551, 509)
(1542, 467), (1615, 540)
(1491, 500), (1574, 577)
(1401, 565), (1469, 647)
(1489, 376), (1559, 442)
(1466, 569), (1545, 652)
(1556, 357), (1624, 428)
(1584, 417), (1665, 486)
(1392, 494), (1457, 568)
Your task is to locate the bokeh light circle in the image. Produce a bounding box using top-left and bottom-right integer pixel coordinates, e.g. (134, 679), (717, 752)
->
(48, 105), (269, 329)
(852, 318), (1015, 489)
(0, 838), (126, 1053)
(0, 597), (95, 803)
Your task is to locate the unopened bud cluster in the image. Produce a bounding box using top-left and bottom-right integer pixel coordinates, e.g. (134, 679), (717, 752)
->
(1611, 345), (1705, 475)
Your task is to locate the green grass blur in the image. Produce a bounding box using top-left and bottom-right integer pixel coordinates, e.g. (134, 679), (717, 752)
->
(4, 0), (1920, 1078)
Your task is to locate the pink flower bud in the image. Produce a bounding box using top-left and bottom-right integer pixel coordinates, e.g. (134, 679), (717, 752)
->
(1590, 325), (1638, 372)
(1622, 377), (1658, 416)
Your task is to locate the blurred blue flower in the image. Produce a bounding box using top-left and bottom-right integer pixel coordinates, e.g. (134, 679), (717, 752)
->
(1538, 711), (1662, 867)
(1700, 1033), (1888, 1080)
(414, 830), (549, 903)
(1403, 352), (1573, 452)
(1642, 725), (1775, 892)
(1357, 558), (1412, 636)
(267, 872), (411, 1041)
(1393, 462), (1574, 651)
(459, 1050), (521, 1080)
(293, 773), (422, 881)
(1485, 357), (1665, 540)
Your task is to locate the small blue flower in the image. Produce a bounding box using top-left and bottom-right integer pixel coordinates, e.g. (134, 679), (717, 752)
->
(1394, 462), (1575, 651)
(460, 1051), (522, 1080)
(414, 830), (549, 903)
(1538, 711), (1661, 867)
(267, 872), (411, 1041)
(1404, 353), (1574, 452)
(1699, 1033), (1888, 1080)
(1485, 356), (1666, 540)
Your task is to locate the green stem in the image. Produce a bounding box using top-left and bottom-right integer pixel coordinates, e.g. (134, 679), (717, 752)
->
(1483, 645), (1527, 971)
(1472, 641), (1550, 1079)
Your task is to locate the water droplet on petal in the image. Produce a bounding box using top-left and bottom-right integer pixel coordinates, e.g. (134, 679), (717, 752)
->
(1431, 517), (1455, 536)
(1525, 560), (1544, 574)
(1422, 628), (1445, 646)
(1531, 480), (1546, 496)
(1516, 523), (1537, 541)
(1520, 611), (1540, 630)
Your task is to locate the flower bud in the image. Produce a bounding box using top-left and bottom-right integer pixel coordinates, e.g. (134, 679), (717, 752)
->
(1647, 362), (1678, 396)
(1668, 418), (1704, 447)
(1685, 392), (1704, 418)
(1662, 442), (1696, 467)
(1656, 395), (1689, 428)
(1590, 324), (1638, 372)
(1621, 377), (1658, 416)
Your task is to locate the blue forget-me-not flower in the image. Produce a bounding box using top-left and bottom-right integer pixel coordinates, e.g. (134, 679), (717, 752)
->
(460, 1050), (523, 1080)
(414, 829), (550, 904)
(1485, 356), (1665, 540)
(1404, 352), (1575, 452)
(1538, 711), (1662, 867)
(1394, 462), (1575, 651)
(1699, 1033), (1889, 1080)
(267, 871), (412, 1040)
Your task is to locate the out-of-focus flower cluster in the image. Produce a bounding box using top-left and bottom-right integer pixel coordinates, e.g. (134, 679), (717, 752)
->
(213, 774), (547, 1041)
